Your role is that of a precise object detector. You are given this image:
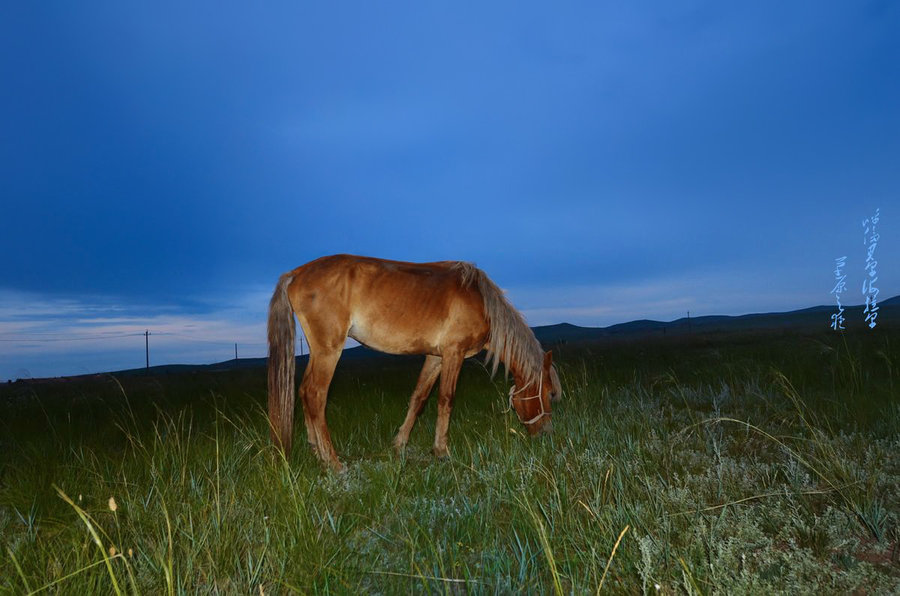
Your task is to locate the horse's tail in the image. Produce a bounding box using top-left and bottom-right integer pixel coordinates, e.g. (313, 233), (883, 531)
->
(267, 272), (296, 455)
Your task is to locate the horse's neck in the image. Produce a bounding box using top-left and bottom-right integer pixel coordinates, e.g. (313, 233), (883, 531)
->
(506, 354), (538, 387)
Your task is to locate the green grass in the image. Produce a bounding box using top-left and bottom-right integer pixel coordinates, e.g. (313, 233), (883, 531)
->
(1, 330), (898, 594)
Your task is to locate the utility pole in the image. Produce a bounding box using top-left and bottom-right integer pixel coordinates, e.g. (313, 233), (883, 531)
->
(687, 311), (692, 336)
(234, 343), (238, 360)
(145, 330), (150, 369)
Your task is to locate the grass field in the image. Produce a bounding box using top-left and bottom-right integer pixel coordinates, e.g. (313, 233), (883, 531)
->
(1, 329), (898, 594)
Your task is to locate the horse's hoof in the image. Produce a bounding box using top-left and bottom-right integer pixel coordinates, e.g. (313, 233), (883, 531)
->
(326, 460), (346, 474)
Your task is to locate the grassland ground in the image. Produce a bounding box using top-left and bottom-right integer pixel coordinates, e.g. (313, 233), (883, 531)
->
(1, 329), (898, 594)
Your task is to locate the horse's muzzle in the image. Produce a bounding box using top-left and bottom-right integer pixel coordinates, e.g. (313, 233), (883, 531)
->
(539, 419), (553, 435)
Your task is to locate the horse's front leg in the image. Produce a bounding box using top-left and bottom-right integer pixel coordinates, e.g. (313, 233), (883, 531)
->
(394, 355), (442, 452)
(433, 352), (464, 459)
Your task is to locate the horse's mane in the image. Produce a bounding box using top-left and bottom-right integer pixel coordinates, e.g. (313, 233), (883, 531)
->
(451, 262), (543, 384)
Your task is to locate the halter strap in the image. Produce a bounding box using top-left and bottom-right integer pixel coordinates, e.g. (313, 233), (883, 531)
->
(507, 369), (549, 426)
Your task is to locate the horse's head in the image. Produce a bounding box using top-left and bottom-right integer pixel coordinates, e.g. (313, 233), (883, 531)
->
(511, 350), (555, 436)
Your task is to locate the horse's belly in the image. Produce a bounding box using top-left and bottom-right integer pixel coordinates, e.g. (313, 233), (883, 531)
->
(348, 320), (438, 355)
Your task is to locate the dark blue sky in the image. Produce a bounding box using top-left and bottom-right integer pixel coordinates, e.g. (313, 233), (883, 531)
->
(1, 2), (898, 378)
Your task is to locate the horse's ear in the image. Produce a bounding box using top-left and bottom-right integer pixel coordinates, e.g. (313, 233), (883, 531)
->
(543, 350), (553, 368)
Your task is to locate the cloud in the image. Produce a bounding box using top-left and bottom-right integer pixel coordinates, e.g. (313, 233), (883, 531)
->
(1, 256), (892, 380)
(0, 287), (274, 380)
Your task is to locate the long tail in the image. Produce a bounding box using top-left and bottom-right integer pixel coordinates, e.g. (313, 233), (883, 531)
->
(267, 272), (296, 455)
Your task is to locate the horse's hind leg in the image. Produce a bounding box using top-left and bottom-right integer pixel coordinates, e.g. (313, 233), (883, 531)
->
(299, 389), (317, 452)
(299, 347), (343, 471)
(393, 355), (442, 452)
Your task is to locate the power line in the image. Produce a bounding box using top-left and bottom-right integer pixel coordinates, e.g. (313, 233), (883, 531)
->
(155, 332), (266, 346)
(0, 330), (142, 336)
(0, 332), (144, 342)
(0, 331), (266, 345)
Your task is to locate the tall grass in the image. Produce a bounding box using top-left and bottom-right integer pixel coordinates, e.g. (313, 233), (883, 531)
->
(1, 330), (898, 593)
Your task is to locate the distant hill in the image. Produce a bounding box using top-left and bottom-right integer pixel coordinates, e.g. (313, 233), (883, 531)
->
(533, 296), (897, 345)
(102, 296), (897, 378)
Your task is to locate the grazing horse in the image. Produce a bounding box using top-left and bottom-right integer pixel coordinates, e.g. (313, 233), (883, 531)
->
(267, 254), (561, 471)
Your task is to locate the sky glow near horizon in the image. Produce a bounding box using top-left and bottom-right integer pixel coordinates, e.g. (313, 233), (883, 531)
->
(1, 2), (898, 379)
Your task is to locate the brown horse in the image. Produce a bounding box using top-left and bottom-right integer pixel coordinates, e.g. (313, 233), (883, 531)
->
(267, 254), (561, 471)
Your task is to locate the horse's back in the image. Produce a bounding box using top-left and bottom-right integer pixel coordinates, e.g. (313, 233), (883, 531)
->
(286, 255), (489, 357)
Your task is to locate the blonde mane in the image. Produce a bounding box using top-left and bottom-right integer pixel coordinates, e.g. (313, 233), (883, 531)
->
(451, 262), (543, 384)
